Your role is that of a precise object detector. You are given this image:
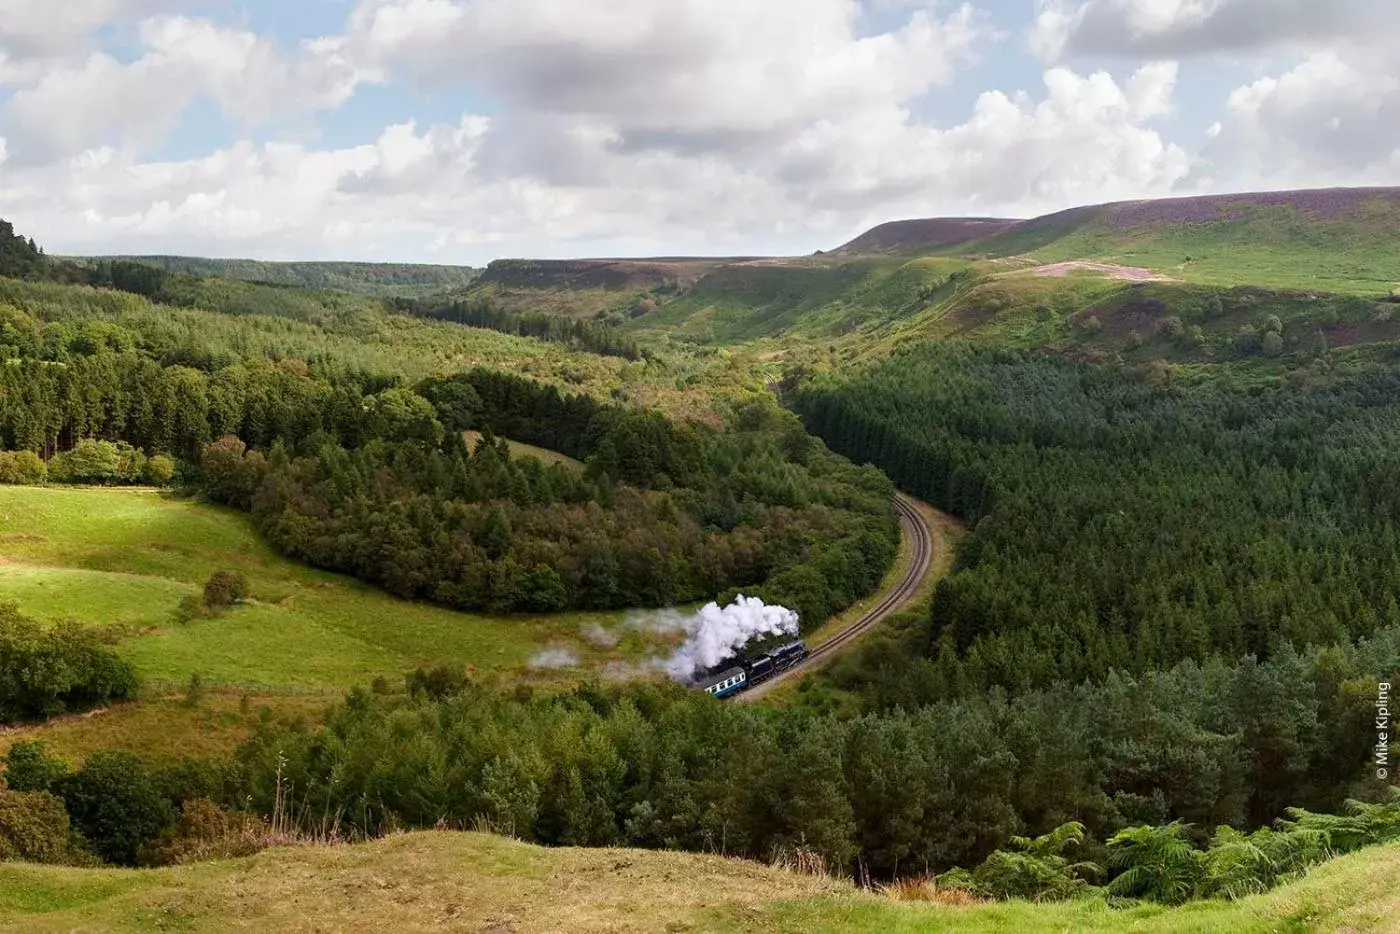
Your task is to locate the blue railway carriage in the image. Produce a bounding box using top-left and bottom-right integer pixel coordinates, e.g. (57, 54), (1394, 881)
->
(697, 640), (810, 700)
(698, 666), (748, 698)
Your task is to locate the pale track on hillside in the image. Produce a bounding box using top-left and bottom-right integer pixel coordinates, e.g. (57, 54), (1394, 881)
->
(739, 492), (934, 701)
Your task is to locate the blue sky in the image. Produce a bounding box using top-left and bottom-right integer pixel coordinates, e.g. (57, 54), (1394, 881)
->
(0, 0), (1396, 263)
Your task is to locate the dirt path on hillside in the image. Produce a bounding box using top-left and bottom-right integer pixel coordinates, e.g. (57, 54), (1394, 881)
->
(1029, 261), (1177, 281)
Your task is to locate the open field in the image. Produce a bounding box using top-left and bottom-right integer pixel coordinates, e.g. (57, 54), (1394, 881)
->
(0, 485), (687, 758)
(461, 431), (585, 469)
(1, 831), (1396, 933)
(0, 486), (623, 689)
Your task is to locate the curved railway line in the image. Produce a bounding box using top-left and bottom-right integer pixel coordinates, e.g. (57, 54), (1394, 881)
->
(739, 491), (935, 701)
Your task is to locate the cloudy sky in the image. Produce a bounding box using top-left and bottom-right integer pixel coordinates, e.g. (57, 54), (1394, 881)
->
(0, 0), (1396, 263)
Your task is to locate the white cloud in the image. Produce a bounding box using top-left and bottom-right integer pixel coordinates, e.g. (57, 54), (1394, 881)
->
(1200, 48), (1400, 188)
(0, 0), (186, 82)
(344, 0), (987, 155)
(3, 14), (367, 164)
(5, 0), (1392, 264)
(1032, 0), (1394, 60)
(0, 58), (1195, 262)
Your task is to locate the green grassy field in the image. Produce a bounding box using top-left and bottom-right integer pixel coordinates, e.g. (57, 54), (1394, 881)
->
(0, 486), (627, 690)
(974, 209), (1400, 297)
(1, 831), (1395, 933)
(0, 484), (683, 759)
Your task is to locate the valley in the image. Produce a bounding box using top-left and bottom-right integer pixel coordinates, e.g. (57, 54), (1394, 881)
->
(2, 187), (1399, 928)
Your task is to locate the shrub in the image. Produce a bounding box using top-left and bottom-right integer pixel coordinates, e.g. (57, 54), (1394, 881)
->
(203, 571), (248, 610)
(0, 788), (76, 864)
(1262, 331), (1285, 357)
(172, 592), (214, 624)
(0, 450), (46, 485)
(1235, 325), (1260, 355)
(184, 672), (206, 706)
(406, 664), (472, 700)
(1080, 315), (1102, 335)
(152, 757), (241, 807)
(1106, 822), (1204, 905)
(944, 822), (1098, 902)
(0, 607), (139, 723)
(145, 798), (267, 866)
(144, 454), (177, 486)
(1160, 316), (1184, 339)
(3, 741), (72, 792)
(58, 750), (176, 866)
(47, 439), (154, 485)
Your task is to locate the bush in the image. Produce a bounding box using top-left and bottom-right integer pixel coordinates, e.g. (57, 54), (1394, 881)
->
(144, 454), (177, 486)
(1160, 316), (1184, 339)
(58, 750), (176, 866)
(202, 571), (248, 610)
(144, 797), (267, 866)
(0, 788), (76, 864)
(1262, 331), (1285, 357)
(0, 450), (46, 485)
(942, 822), (1097, 902)
(1234, 325), (1260, 355)
(3, 741), (72, 792)
(0, 607), (139, 723)
(1080, 315), (1102, 335)
(406, 664), (472, 700)
(48, 439), (153, 485)
(172, 592), (214, 624)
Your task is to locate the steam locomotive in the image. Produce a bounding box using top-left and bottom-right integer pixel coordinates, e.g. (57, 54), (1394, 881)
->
(697, 640), (809, 699)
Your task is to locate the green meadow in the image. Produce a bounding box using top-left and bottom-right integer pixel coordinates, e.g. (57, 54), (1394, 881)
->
(0, 485), (638, 691)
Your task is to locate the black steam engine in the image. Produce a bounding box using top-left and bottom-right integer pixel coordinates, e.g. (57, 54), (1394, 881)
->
(697, 640), (809, 699)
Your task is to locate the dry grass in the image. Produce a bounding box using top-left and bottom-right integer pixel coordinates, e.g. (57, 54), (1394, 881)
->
(0, 691), (337, 765)
(878, 876), (983, 906)
(0, 831), (854, 933)
(3, 834), (1400, 933)
(461, 431), (585, 470)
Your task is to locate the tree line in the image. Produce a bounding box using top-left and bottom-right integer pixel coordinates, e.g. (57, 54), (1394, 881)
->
(5, 629), (1392, 882)
(392, 294), (646, 360)
(201, 369), (896, 616)
(0, 298), (895, 619)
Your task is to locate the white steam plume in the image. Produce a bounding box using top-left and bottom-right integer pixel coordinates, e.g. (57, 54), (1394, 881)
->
(528, 647), (579, 669)
(660, 595), (799, 683)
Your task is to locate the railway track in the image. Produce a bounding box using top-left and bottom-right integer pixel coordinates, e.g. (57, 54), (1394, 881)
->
(739, 492), (934, 700)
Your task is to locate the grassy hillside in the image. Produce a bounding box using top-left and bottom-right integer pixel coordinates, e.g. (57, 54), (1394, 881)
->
(0, 485), (622, 688)
(0, 486), (670, 758)
(460, 188), (1400, 360)
(84, 256), (479, 298)
(1, 831), (1396, 933)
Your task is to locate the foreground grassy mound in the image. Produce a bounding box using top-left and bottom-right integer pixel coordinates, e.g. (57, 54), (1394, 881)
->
(1, 831), (1396, 933)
